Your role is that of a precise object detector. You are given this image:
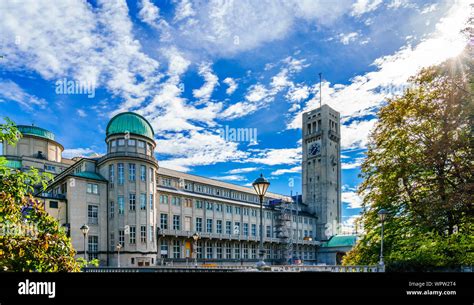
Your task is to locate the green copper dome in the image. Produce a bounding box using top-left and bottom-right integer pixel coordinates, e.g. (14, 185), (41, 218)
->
(106, 112), (154, 140)
(17, 125), (55, 141)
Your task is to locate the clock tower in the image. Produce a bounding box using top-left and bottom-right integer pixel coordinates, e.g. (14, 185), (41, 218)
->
(302, 104), (341, 241)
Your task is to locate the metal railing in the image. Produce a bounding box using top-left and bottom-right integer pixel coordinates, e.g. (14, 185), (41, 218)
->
(83, 264), (381, 273)
(98, 151), (158, 165)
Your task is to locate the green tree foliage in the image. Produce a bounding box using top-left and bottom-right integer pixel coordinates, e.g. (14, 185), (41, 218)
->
(0, 118), (81, 272)
(343, 50), (474, 271)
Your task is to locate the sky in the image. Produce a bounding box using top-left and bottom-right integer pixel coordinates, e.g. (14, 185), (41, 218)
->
(0, 0), (471, 233)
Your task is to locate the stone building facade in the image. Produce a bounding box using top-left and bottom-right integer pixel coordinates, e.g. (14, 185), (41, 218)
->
(2, 108), (343, 267)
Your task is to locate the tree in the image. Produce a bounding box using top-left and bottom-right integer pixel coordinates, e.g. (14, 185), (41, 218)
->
(343, 49), (474, 271)
(0, 118), (81, 272)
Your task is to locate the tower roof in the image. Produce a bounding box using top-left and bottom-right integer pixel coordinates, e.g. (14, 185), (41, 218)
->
(106, 112), (154, 140)
(17, 125), (55, 141)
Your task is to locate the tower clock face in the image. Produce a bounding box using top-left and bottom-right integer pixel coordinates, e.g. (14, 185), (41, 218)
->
(308, 141), (321, 156)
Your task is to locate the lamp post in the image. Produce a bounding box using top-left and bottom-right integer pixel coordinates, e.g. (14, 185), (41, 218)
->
(116, 243), (122, 268)
(378, 209), (388, 271)
(80, 224), (89, 261)
(252, 174), (270, 270)
(192, 232), (200, 268)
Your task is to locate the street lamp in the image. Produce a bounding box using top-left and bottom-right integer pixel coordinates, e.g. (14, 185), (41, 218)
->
(192, 232), (200, 268)
(80, 224), (89, 260)
(378, 209), (388, 271)
(252, 173), (270, 270)
(116, 243), (122, 268)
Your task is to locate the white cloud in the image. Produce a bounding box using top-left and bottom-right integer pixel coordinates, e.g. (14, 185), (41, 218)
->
(286, 85), (310, 103)
(342, 157), (365, 169)
(351, 0), (383, 16)
(271, 166), (301, 176)
(342, 191), (363, 209)
(288, 1), (470, 152)
(0, 80), (46, 110)
(62, 147), (98, 159)
(76, 109), (87, 117)
(192, 62), (219, 101)
(0, 0), (161, 107)
(227, 167), (259, 174)
(420, 3), (438, 14)
(159, 0), (353, 56)
(156, 130), (247, 172)
(245, 148), (301, 166)
(341, 119), (377, 150)
(339, 32), (359, 45)
(223, 77), (238, 95)
(209, 175), (246, 181)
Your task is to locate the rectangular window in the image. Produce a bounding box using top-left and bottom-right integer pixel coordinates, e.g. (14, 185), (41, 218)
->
(88, 205), (98, 224)
(266, 226), (271, 238)
(173, 240), (180, 258)
(243, 223), (249, 236)
(128, 139), (136, 146)
(206, 201), (213, 210)
(149, 226), (153, 242)
(173, 215), (180, 230)
(184, 198), (193, 208)
(206, 219), (213, 233)
(118, 196), (124, 214)
(172, 196), (181, 206)
(118, 230), (124, 247)
(111, 140), (116, 147)
(129, 193), (136, 211)
(160, 213), (168, 229)
(141, 225), (146, 243)
(216, 220), (222, 234)
(235, 207), (241, 215)
(196, 218), (203, 232)
(118, 163), (124, 185)
(196, 241), (203, 259)
(243, 208), (249, 216)
(243, 244), (249, 259)
(49, 201), (58, 209)
(87, 183), (98, 194)
(251, 224), (256, 236)
(226, 205), (232, 214)
(251, 209), (257, 217)
(225, 244), (232, 259)
(160, 195), (168, 204)
(129, 226), (136, 244)
(129, 163), (136, 181)
(140, 165), (146, 181)
(216, 242), (222, 259)
(110, 201), (115, 218)
(149, 168), (154, 182)
(138, 140), (145, 148)
(160, 241), (168, 258)
(195, 200), (203, 209)
(234, 244), (240, 259)
(118, 139), (125, 146)
(150, 194), (154, 210)
(109, 164), (114, 184)
(140, 193), (146, 210)
(206, 244), (213, 259)
(88, 235), (98, 260)
(225, 221), (231, 235)
(251, 245), (257, 259)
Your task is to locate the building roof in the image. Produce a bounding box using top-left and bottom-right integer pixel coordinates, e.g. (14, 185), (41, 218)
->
(106, 112), (154, 140)
(70, 171), (107, 181)
(158, 167), (291, 201)
(321, 235), (357, 248)
(17, 125), (55, 141)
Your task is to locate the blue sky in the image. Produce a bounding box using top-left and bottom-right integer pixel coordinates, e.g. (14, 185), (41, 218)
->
(0, 0), (470, 232)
